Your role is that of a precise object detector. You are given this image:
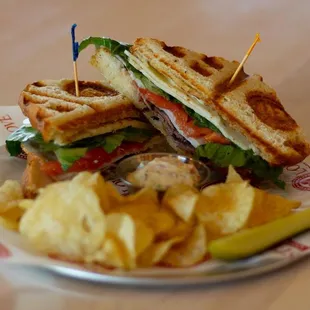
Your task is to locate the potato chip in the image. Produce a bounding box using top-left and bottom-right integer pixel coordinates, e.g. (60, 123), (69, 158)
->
(159, 218), (194, 241)
(134, 219), (155, 256)
(123, 187), (159, 205)
(18, 199), (34, 210)
(138, 237), (182, 267)
(161, 224), (207, 267)
(0, 217), (19, 230)
(0, 180), (26, 230)
(144, 210), (176, 236)
(105, 185), (159, 213)
(0, 206), (24, 230)
(0, 180), (23, 213)
(163, 184), (198, 222)
(113, 202), (159, 221)
(105, 213), (136, 268)
(105, 213), (154, 268)
(246, 189), (301, 228)
(72, 172), (111, 212)
(196, 182), (256, 236)
(87, 235), (127, 269)
(19, 181), (105, 260)
(226, 165), (244, 183)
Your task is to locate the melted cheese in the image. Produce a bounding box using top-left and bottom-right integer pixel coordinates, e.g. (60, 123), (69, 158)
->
(126, 51), (261, 155)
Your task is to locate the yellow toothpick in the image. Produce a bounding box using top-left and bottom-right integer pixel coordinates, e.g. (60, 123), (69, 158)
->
(229, 33), (261, 85)
(73, 61), (80, 97)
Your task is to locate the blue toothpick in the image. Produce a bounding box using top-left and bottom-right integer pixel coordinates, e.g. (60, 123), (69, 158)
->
(71, 23), (80, 96)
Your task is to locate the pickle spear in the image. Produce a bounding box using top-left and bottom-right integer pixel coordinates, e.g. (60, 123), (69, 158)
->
(209, 208), (310, 260)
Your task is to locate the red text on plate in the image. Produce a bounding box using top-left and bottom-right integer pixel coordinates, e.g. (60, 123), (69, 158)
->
(286, 240), (310, 252)
(0, 114), (19, 133)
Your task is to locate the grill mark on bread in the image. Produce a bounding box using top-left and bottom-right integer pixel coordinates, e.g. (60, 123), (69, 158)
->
(284, 140), (310, 158)
(246, 91), (297, 131)
(163, 45), (187, 58)
(64, 81), (119, 97)
(157, 57), (210, 98)
(32, 81), (46, 87)
(190, 61), (212, 77)
(214, 102), (301, 166)
(63, 117), (147, 142)
(212, 72), (249, 100)
(45, 101), (76, 113)
(57, 106), (141, 130)
(151, 50), (247, 103)
(25, 89), (121, 106)
(201, 55), (224, 70)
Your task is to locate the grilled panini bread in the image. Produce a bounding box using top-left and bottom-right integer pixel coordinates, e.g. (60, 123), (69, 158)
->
(90, 42), (310, 166)
(6, 78), (169, 196)
(90, 48), (141, 107)
(127, 38), (310, 166)
(19, 79), (149, 145)
(90, 49), (195, 156)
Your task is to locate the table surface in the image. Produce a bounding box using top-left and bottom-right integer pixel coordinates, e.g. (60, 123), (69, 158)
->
(1, 1), (310, 309)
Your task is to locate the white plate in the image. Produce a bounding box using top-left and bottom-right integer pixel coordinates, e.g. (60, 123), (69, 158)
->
(1, 146), (310, 288)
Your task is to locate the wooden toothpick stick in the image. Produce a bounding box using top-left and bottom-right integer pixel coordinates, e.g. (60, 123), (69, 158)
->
(71, 24), (80, 96)
(73, 61), (79, 97)
(229, 33), (261, 85)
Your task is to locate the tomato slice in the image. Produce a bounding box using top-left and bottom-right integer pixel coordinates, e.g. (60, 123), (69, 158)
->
(139, 88), (176, 110)
(41, 142), (146, 177)
(41, 161), (63, 176)
(139, 88), (224, 138)
(204, 132), (231, 144)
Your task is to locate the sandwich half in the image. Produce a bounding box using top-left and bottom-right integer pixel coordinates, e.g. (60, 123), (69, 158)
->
(6, 79), (165, 196)
(80, 37), (310, 188)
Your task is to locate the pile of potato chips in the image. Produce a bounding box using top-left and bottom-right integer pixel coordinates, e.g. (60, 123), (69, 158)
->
(0, 166), (301, 270)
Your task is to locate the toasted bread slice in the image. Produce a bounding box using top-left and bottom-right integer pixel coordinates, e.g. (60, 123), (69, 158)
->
(21, 151), (53, 198)
(129, 38), (310, 166)
(19, 79), (147, 145)
(90, 48), (142, 108)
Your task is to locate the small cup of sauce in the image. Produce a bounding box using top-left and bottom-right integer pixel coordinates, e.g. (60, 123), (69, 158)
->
(116, 153), (211, 193)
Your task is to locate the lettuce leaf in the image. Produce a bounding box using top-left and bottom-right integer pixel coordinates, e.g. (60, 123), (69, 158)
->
(244, 155), (285, 189)
(79, 37), (132, 64)
(6, 125), (154, 157)
(184, 106), (222, 134)
(196, 143), (249, 167)
(196, 143), (285, 188)
(55, 148), (88, 171)
(5, 126), (36, 156)
(101, 134), (125, 153)
(121, 127), (154, 142)
(5, 126), (58, 156)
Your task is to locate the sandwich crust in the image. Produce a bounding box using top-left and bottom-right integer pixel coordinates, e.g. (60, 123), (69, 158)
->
(19, 79), (144, 144)
(129, 38), (310, 166)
